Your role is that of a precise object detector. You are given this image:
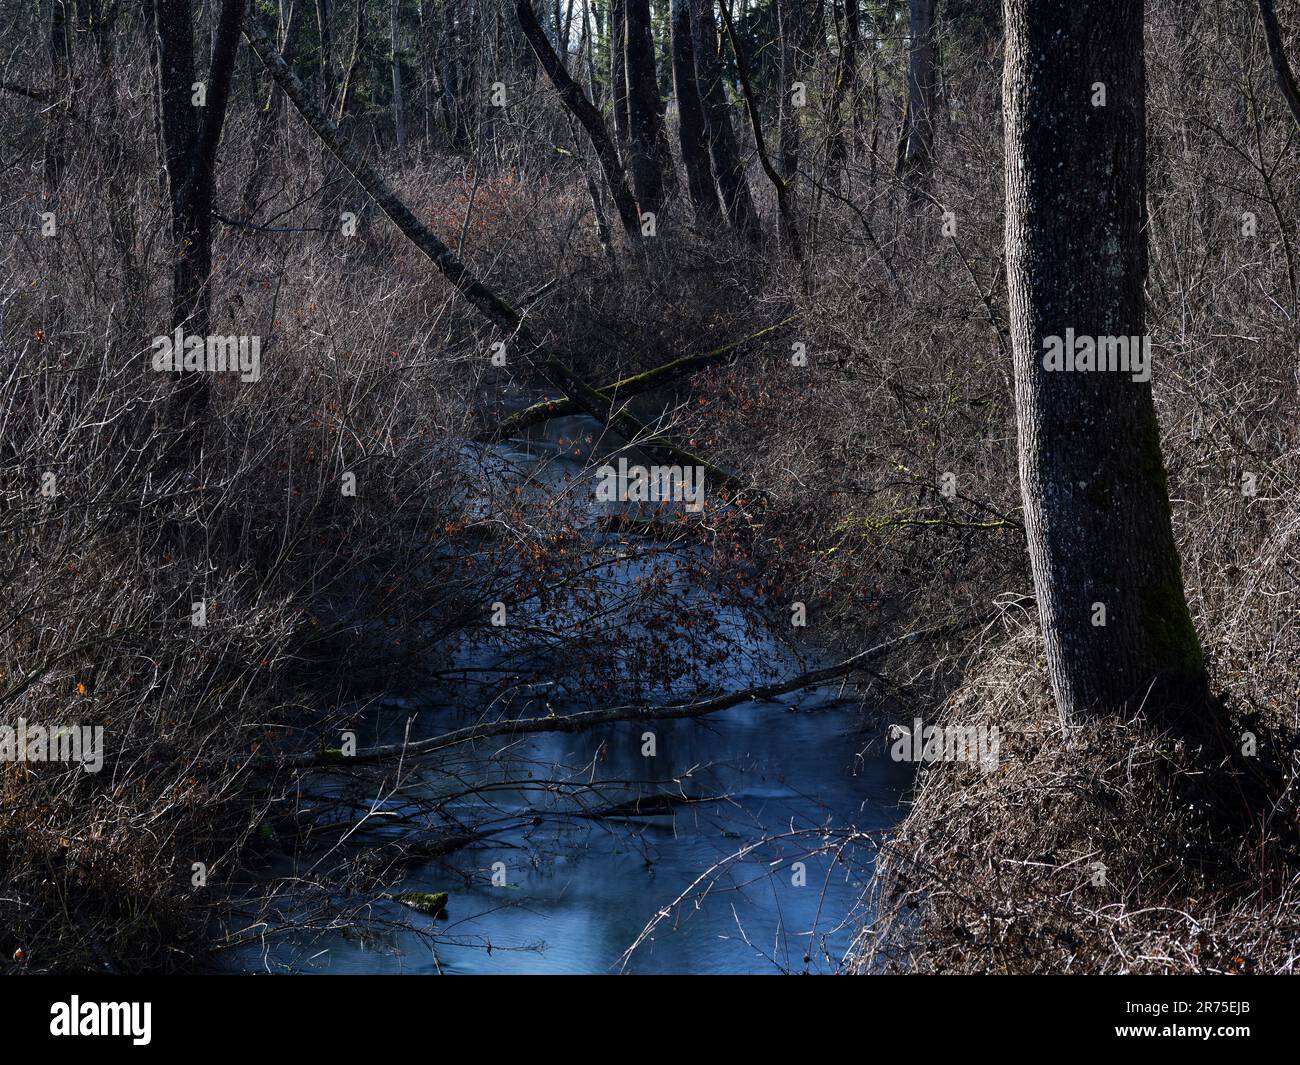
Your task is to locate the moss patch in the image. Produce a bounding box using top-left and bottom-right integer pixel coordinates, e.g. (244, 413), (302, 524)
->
(390, 891), (449, 918)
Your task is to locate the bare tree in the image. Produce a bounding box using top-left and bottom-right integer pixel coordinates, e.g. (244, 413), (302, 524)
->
(154, 0), (241, 335)
(391, 0), (406, 152)
(610, 0), (631, 146)
(515, 0), (642, 239)
(153, 0), (243, 443)
(671, 0), (722, 226)
(827, 0), (859, 171)
(433, 0), (469, 147)
(240, 0), (302, 219)
(624, 0), (674, 214)
(694, 0), (758, 240)
(897, 0), (937, 188)
(1003, 0), (1207, 719)
(776, 0), (804, 184)
(338, 0), (368, 121)
(719, 0), (801, 256)
(316, 0), (334, 106)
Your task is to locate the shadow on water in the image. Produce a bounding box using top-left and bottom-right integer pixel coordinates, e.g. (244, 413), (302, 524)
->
(219, 410), (914, 974)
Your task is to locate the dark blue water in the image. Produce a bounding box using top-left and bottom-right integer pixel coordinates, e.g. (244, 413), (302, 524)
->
(220, 413), (911, 974)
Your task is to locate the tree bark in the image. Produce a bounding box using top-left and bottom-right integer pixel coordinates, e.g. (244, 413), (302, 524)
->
(610, 0), (631, 146)
(624, 0), (673, 214)
(338, 0), (368, 121)
(897, 0), (937, 188)
(44, 0), (72, 199)
(776, 0), (803, 184)
(155, 0), (238, 333)
(153, 0), (243, 452)
(671, 0), (721, 226)
(581, 0), (602, 108)
(391, 0), (406, 151)
(1259, 0), (1300, 132)
(693, 0), (759, 240)
(1003, 0), (1207, 720)
(515, 0), (642, 240)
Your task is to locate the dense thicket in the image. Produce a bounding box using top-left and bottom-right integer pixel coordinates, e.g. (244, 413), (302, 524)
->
(1, 0), (1296, 973)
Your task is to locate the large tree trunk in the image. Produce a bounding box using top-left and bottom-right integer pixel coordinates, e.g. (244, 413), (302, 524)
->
(338, 0), (368, 121)
(693, 0), (758, 240)
(154, 0), (243, 437)
(1003, 0), (1207, 720)
(671, 0), (721, 226)
(776, 0), (803, 185)
(1259, 0), (1300, 132)
(897, 0), (937, 188)
(609, 0), (631, 146)
(624, 0), (674, 214)
(391, 0), (406, 151)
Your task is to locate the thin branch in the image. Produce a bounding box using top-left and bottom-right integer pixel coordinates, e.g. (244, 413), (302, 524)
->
(269, 611), (996, 769)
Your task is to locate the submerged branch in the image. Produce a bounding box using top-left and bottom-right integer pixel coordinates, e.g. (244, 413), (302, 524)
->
(271, 612), (996, 770)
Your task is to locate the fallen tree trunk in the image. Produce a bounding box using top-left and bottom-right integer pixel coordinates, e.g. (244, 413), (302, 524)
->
(486, 317), (793, 440)
(271, 611), (996, 769)
(242, 17), (749, 495)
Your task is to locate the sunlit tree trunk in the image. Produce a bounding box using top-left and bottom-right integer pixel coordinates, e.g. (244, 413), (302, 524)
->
(316, 0), (334, 105)
(338, 0), (368, 120)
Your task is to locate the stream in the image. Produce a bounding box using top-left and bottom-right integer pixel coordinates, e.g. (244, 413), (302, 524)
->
(219, 408), (912, 975)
